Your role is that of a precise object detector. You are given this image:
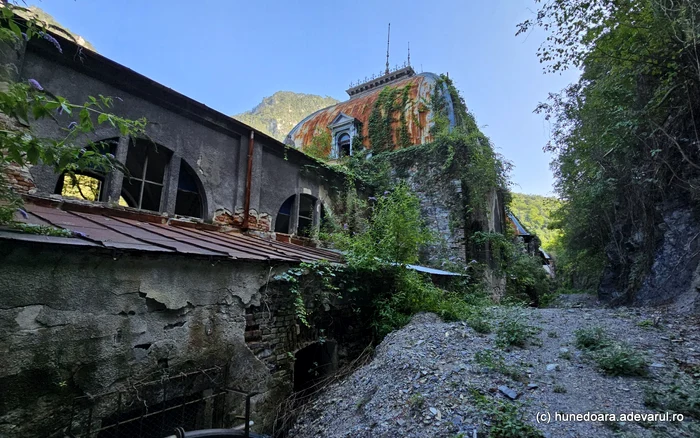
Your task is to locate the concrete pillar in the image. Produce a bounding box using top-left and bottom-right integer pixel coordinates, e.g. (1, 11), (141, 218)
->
(289, 193), (300, 235)
(162, 154), (181, 214)
(106, 136), (130, 203)
(312, 198), (321, 233)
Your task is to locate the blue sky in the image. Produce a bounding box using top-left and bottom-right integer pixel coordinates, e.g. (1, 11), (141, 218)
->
(29, 0), (579, 196)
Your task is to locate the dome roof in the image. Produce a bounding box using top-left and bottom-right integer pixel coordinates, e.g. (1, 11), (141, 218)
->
(286, 72), (455, 151)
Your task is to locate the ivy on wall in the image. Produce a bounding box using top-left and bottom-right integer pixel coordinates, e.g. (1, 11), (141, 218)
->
(367, 85), (412, 152)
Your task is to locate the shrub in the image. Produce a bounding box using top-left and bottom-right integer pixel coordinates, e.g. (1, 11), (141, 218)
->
(593, 344), (648, 376)
(467, 315), (491, 334)
(574, 327), (610, 351)
(645, 374), (700, 419)
(488, 402), (545, 438)
(474, 350), (526, 382)
(496, 313), (540, 348)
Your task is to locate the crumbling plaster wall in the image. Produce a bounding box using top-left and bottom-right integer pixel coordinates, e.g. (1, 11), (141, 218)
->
(0, 241), (292, 437)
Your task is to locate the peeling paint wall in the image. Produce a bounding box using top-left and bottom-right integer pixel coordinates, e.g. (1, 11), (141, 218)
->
(0, 241), (293, 436)
(0, 240), (369, 437)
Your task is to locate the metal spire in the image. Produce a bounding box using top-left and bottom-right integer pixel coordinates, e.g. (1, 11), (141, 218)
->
(385, 23), (391, 75)
(407, 41), (411, 67)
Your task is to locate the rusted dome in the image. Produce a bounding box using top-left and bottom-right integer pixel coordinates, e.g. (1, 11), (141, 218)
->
(285, 72), (456, 152)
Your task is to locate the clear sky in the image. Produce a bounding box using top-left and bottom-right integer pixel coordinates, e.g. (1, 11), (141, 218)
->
(28, 0), (579, 196)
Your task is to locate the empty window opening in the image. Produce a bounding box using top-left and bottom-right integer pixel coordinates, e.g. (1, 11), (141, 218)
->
(174, 160), (204, 218)
(297, 194), (316, 237)
(293, 341), (338, 393)
(274, 195), (295, 233)
(122, 140), (171, 212)
(54, 140), (128, 205)
(337, 133), (351, 157)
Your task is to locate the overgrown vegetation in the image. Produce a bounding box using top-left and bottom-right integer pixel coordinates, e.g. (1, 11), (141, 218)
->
(275, 73), (558, 341)
(575, 326), (648, 376)
(470, 388), (545, 438)
(509, 193), (561, 250)
(520, 0), (700, 295)
(0, 4), (146, 227)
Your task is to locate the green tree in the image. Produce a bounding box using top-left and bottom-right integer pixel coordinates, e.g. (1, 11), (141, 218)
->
(0, 4), (146, 223)
(519, 0), (700, 290)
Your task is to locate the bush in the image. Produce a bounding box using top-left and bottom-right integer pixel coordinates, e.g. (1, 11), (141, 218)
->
(574, 327), (610, 351)
(593, 345), (648, 376)
(488, 402), (544, 438)
(645, 374), (700, 419)
(373, 268), (483, 338)
(496, 313), (540, 348)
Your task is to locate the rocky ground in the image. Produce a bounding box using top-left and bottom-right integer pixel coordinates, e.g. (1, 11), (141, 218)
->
(288, 295), (700, 437)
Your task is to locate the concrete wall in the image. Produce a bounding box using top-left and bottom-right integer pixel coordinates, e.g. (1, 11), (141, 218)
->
(0, 239), (370, 437)
(0, 241), (283, 436)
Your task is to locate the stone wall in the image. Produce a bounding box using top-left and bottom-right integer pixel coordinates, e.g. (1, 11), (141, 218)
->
(599, 201), (700, 313)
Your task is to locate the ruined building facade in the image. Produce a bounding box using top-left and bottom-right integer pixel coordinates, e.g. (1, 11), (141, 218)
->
(0, 27), (366, 438)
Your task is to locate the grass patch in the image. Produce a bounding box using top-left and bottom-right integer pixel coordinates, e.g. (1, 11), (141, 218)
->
(553, 384), (567, 393)
(645, 374), (700, 419)
(574, 327), (611, 351)
(408, 392), (425, 411)
(469, 388), (544, 438)
(593, 344), (648, 376)
(495, 313), (540, 348)
(474, 350), (527, 382)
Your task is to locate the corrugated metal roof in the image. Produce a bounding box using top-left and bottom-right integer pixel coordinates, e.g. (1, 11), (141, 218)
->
(4, 201), (343, 264)
(404, 264), (465, 277)
(287, 73), (444, 150)
(508, 212), (530, 237)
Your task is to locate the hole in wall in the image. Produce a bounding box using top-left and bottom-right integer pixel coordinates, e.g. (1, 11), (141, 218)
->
(293, 341), (338, 393)
(164, 321), (186, 330)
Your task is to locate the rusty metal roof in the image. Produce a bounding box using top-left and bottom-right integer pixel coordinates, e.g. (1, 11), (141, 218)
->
(287, 73), (448, 151)
(4, 201), (343, 264)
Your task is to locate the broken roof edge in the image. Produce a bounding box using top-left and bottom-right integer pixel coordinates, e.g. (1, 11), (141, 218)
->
(5, 195), (344, 264)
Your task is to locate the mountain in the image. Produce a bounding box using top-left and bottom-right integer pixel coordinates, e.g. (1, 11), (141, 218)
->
(509, 193), (562, 249)
(17, 6), (96, 52)
(233, 91), (339, 141)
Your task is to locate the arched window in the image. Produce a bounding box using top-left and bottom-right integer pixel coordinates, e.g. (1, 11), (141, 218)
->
(274, 194), (324, 236)
(337, 133), (351, 157)
(54, 138), (128, 205)
(122, 139), (171, 212)
(297, 194), (315, 236)
(275, 196), (295, 233)
(175, 159), (204, 218)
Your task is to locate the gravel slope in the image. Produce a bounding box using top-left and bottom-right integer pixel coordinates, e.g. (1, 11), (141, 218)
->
(288, 301), (699, 438)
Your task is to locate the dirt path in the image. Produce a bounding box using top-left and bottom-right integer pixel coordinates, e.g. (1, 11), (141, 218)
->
(288, 299), (699, 437)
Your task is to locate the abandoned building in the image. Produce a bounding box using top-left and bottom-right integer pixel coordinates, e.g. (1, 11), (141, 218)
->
(285, 64), (456, 158)
(0, 25), (371, 438)
(0, 20), (511, 438)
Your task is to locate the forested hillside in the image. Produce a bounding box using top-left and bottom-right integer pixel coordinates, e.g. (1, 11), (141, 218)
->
(520, 0), (700, 306)
(509, 193), (561, 249)
(233, 91), (338, 141)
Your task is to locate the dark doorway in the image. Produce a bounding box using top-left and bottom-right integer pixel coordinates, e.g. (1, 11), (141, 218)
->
(293, 341), (338, 393)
